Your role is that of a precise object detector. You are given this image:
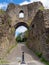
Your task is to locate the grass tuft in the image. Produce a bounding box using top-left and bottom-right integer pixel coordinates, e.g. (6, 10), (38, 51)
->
(0, 59), (9, 64)
(7, 44), (17, 54)
(35, 51), (49, 65)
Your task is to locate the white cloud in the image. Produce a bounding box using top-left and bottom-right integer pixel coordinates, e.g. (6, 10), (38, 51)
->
(39, 0), (49, 9)
(16, 26), (27, 33)
(20, 1), (30, 5)
(0, 3), (8, 10)
(20, 0), (49, 9)
(15, 26), (27, 37)
(0, 0), (14, 10)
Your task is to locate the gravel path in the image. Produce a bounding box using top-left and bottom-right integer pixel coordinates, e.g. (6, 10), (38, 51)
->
(5, 43), (45, 65)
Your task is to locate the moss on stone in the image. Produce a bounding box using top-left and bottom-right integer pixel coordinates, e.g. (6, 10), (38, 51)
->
(11, 27), (15, 33)
(38, 6), (44, 11)
(0, 59), (9, 64)
(0, 9), (5, 14)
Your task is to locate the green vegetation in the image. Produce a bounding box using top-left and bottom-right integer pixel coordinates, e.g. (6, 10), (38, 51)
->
(35, 52), (42, 58)
(7, 44), (17, 54)
(40, 57), (49, 65)
(0, 9), (5, 14)
(0, 59), (9, 64)
(38, 6), (44, 11)
(7, 17), (11, 25)
(24, 31), (29, 38)
(16, 33), (27, 42)
(34, 51), (49, 65)
(11, 27), (15, 32)
(26, 42), (49, 65)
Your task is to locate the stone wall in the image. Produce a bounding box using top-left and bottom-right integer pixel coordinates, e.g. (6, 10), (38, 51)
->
(43, 10), (49, 61)
(27, 10), (49, 61)
(0, 12), (15, 58)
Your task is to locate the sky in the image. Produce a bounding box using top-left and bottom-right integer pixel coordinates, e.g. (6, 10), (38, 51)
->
(0, 0), (49, 37)
(15, 26), (27, 37)
(0, 0), (49, 10)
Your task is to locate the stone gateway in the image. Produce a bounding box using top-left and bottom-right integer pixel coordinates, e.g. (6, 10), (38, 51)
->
(0, 1), (49, 61)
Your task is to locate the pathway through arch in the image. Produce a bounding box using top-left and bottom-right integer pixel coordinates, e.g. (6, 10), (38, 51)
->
(5, 42), (45, 65)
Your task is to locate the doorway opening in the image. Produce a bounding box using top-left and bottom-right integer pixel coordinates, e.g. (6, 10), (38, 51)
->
(19, 10), (24, 18)
(14, 22), (29, 43)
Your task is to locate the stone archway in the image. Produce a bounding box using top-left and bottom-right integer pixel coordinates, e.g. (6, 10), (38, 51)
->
(13, 22), (29, 39)
(8, 22), (29, 47)
(14, 22), (29, 43)
(14, 22), (29, 29)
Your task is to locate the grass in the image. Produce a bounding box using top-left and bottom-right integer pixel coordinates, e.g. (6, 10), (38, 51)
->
(40, 57), (49, 65)
(0, 43), (17, 64)
(0, 59), (9, 64)
(7, 44), (17, 54)
(35, 52), (42, 58)
(34, 51), (49, 65)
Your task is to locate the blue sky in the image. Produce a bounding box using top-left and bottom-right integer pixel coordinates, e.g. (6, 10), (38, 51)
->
(0, 0), (29, 4)
(0, 0), (30, 10)
(0, 0), (49, 10)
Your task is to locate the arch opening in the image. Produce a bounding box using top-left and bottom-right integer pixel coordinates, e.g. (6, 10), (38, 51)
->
(14, 22), (29, 43)
(14, 22), (29, 29)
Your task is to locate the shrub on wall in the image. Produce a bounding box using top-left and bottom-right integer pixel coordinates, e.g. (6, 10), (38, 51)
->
(0, 9), (5, 14)
(38, 6), (44, 11)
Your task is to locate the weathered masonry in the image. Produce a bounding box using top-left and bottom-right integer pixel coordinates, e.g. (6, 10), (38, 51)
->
(0, 1), (49, 61)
